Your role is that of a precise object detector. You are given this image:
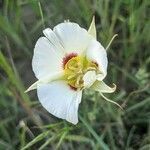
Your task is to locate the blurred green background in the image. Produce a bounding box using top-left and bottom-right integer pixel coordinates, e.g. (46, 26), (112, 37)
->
(0, 0), (150, 149)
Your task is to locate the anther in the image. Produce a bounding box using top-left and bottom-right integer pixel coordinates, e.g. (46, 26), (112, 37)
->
(67, 74), (76, 80)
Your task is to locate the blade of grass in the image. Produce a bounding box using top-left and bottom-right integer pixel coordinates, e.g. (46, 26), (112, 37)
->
(56, 130), (68, 149)
(125, 126), (136, 150)
(21, 131), (50, 150)
(0, 50), (30, 104)
(79, 115), (109, 150)
(126, 97), (150, 113)
(37, 0), (45, 29)
(38, 135), (57, 150)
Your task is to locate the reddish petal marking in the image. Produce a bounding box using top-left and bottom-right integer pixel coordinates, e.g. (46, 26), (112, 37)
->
(92, 61), (99, 67)
(69, 85), (78, 91)
(63, 53), (77, 69)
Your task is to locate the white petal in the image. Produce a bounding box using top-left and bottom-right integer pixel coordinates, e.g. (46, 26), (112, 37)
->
(32, 37), (64, 79)
(86, 40), (108, 80)
(43, 28), (66, 55)
(83, 71), (97, 88)
(91, 81), (116, 93)
(25, 72), (63, 92)
(37, 81), (82, 124)
(88, 16), (97, 39)
(53, 22), (93, 55)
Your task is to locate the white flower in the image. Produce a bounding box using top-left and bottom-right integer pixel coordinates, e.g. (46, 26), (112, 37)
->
(26, 17), (119, 125)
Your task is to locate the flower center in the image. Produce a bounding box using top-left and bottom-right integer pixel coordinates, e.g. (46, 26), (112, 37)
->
(63, 54), (98, 90)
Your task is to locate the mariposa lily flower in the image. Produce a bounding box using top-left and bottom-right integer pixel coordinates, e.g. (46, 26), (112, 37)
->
(26, 17), (121, 124)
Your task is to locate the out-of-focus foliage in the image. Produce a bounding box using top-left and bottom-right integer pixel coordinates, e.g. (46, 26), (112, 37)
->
(0, 0), (150, 149)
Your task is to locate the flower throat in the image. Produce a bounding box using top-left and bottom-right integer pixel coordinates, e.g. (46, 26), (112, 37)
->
(63, 54), (98, 90)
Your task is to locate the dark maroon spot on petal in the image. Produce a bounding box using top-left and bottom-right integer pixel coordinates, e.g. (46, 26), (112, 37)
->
(63, 53), (77, 68)
(69, 85), (78, 91)
(92, 61), (99, 67)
